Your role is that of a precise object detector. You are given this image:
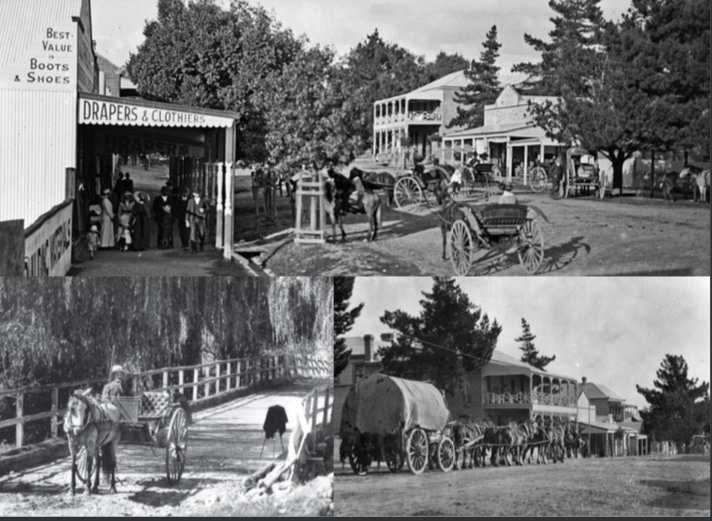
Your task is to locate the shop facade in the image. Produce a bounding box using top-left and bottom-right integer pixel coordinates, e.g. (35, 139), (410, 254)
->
(0, 0), (240, 275)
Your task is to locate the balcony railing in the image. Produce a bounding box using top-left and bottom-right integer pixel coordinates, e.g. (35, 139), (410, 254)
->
(483, 391), (577, 407)
(407, 111), (442, 122)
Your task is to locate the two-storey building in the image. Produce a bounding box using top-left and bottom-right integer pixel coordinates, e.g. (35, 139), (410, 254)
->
(372, 70), (469, 167)
(447, 349), (579, 426)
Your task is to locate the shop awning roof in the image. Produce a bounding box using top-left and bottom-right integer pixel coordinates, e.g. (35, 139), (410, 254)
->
(578, 420), (639, 435)
(78, 92), (240, 128)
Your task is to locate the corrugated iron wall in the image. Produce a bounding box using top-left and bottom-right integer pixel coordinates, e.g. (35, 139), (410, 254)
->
(0, 90), (77, 225)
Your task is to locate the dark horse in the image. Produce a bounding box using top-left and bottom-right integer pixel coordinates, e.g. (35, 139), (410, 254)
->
(64, 389), (122, 495)
(433, 177), (468, 260)
(324, 167), (382, 241)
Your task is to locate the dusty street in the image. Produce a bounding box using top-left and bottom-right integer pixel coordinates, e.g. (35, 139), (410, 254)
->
(334, 450), (710, 517)
(0, 380), (331, 517)
(267, 191), (711, 276)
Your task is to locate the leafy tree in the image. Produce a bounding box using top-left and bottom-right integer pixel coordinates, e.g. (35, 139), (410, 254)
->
(378, 278), (501, 395)
(622, 0), (711, 160)
(334, 278), (364, 378)
(448, 25), (502, 130)
(339, 30), (428, 150)
(422, 51), (471, 84)
(636, 354), (710, 448)
(265, 45), (365, 170)
(515, 318), (555, 369)
(126, 0), (302, 161)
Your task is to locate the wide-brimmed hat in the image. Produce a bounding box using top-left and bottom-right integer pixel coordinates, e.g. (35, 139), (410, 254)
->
(89, 225), (98, 232)
(111, 364), (125, 374)
(134, 191), (150, 203)
(102, 188), (111, 196)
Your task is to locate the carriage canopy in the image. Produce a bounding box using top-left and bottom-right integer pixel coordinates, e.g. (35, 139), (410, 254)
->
(341, 373), (450, 436)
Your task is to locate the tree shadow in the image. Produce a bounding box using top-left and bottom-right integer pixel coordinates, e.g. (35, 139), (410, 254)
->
(641, 477), (711, 511)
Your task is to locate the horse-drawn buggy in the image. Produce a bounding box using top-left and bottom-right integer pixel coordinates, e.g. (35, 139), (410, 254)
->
(339, 373), (456, 475)
(561, 147), (606, 199)
(441, 200), (548, 276)
(66, 388), (189, 494)
(393, 164), (454, 209)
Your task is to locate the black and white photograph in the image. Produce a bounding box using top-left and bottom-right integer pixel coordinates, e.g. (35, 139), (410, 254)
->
(0, 0), (708, 277)
(334, 276), (710, 516)
(0, 277), (334, 516)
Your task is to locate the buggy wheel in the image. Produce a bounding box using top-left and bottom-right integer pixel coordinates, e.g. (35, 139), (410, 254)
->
(437, 437), (455, 473)
(449, 220), (475, 276)
(166, 407), (188, 485)
(385, 448), (403, 473)
(76, 446), (89, 484)
(405, 428), (429, 475)
(517, 220), (544, 274)
(529, 166), (549, 193)
(394, 176), (423, 209)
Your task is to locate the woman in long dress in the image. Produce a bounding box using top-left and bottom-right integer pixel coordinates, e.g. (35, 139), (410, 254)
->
(99, 189), (115, 248)
(130, 193), (151, 251)
(117, 192), (135, 251)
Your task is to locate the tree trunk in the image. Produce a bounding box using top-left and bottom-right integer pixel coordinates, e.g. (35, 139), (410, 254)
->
(609, 150), (627, 196)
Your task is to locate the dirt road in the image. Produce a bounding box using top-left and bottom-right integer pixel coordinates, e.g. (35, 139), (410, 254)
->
(266, 192), (710, 276)
(0, 380), (331, 516)
(334, 451), (710, 517)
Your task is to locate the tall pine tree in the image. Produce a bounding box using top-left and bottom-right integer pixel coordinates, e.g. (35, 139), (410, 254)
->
(515, 318), (555, 370)
(334, 278), (364, 378)
(448, 26), (502, 130)
(636, 354), (710, 447)
(378, 278), (501, 395)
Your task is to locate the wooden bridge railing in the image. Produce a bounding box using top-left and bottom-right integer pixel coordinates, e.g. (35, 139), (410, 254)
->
(0, 354), (330, 451)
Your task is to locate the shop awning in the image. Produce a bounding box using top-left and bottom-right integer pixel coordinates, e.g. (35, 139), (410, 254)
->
(78, 92), (240, 128)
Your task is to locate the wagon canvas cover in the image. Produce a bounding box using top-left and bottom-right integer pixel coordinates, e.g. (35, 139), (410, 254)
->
(347, 373), (450, 435)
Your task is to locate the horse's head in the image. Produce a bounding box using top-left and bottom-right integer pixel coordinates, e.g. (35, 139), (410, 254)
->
(64, 390), (94, 436)
(433, 178), (452, 205)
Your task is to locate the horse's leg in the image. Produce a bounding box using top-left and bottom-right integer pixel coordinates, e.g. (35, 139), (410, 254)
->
(108, 441), (118, 494)
(84, 451), (93, 495)
(93, 448), (101, 492)
(69, 449), (77, 496)
(441, 222), (448, 260)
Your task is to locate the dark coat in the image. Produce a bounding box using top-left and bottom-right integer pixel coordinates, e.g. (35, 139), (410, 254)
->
(130, 201), (151, 251)
(263, 405), (288, 439)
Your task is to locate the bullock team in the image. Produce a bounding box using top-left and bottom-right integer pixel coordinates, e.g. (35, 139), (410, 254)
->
(450, 417), (588, 470)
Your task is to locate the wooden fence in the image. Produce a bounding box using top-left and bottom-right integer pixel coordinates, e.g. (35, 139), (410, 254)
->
(0, 354), (331, 450)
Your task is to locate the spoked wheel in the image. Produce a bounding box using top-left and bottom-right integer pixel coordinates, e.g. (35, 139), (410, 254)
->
(437, 437), (455, 473)
(449, 220), (476, 276)
(394, 176), (424, 209)
(166, 407), (188, 485)
(405, 428), (429, 475)
(76, 446), (90, 483)
(385, 447), (404, 473)
(348, 445), (371, 475)
(529, 166), (549, 193)
(517, 220), (545, 274)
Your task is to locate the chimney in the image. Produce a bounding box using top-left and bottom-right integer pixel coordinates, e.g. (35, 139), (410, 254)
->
(581, 376), (587, 384)
(363, 334), (373, 362)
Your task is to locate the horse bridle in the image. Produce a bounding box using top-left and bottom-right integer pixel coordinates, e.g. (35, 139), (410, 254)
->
(65, 392), (100, 436)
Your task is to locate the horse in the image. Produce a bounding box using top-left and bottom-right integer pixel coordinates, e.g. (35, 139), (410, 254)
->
(325, 167), (383, 242)
(64, 389), (122, 495)
(545, 422), (567, 464)
(432, 177), (468, 262)
(451, 419), (487, 470)
(680, 166), (710, 203)
(660, 171), (685, 202)
(523, 422), (552, 465)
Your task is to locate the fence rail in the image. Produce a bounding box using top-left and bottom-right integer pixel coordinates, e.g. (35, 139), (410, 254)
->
(0, 354), (331, 450)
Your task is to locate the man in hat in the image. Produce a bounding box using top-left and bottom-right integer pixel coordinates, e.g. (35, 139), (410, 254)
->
(498, 182), (518, 204)
(186, 190), (209, 252)
(550, 155), (563, 199)
(102, 365), (127, 402)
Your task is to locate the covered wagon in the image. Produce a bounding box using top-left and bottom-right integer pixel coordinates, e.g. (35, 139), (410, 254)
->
(339, 373), (455, 475)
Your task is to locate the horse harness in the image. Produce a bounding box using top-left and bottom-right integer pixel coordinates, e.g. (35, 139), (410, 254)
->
(65, 392), (115, 438)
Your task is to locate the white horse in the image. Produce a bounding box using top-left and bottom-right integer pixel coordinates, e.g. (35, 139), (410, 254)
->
(680, 166), (710, 203)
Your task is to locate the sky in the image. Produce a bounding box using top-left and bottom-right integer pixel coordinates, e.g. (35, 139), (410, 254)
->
(90, 0), (630, 85)
(347, 277), (711, 411)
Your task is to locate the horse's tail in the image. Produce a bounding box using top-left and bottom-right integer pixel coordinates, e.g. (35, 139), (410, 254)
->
(324, 178), (334, 203)
(101, 441), (116, 482)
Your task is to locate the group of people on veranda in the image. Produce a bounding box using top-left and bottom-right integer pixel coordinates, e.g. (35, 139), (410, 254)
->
(91, 172), (211, 256)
